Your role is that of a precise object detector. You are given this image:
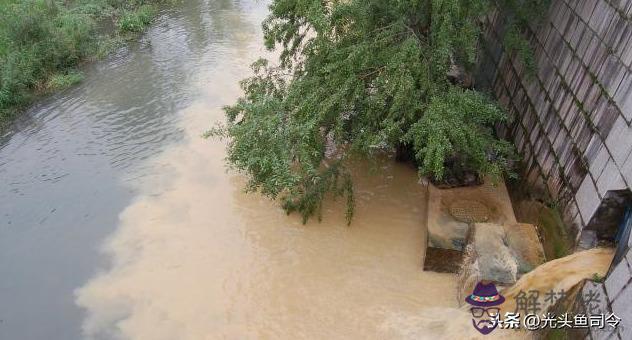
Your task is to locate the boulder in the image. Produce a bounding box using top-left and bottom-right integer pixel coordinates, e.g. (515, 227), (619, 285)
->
(458, 222), (547, 301)
(467, 223), (519, 284)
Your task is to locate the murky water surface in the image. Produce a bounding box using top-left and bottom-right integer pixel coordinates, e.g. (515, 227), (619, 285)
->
(1, 1), (456, 339)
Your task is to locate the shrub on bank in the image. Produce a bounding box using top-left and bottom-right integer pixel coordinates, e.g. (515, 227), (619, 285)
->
(118, 5), (155, 32)
(47, 71), (85, 90)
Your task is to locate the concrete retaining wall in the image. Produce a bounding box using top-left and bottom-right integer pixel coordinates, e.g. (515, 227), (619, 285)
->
(604, 230), (632, 339)
(479, 0), (632, 239)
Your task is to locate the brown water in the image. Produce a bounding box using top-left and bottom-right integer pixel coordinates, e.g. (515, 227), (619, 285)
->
(75, 101), (457, 338)
(64, 1), (459, 339)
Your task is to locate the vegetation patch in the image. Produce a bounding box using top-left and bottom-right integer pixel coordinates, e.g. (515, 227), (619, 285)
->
(118, 5), (156, 33)
(0, 0), (171, 129)
(46, 71), (85, 90)
(510, 186), (573, 259)
(507, 168), (574, 260)
(537, 203), (573, 259)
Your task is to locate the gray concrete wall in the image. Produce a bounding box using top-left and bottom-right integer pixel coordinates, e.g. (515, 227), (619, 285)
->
(604, 242), (632, 339)
(479, 0), (632, 238)
(479, 2), (632, 338)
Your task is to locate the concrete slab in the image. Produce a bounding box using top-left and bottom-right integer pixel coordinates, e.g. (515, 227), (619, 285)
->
(426, 180), (517, 252)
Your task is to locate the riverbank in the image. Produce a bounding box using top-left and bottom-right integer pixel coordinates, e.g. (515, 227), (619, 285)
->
(0, 0), (174, 130)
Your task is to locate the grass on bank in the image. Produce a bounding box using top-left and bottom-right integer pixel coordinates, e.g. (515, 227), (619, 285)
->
(46, 71), (85, 90)
(118, 5), (155, 32)
(0, 0), (170, 129)
(537, 203), (573, 259)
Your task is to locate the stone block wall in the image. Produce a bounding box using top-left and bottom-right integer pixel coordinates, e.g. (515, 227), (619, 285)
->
(478, 0), (632, 239)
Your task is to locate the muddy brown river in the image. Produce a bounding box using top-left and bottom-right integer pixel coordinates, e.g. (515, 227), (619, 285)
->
(1, 1), (459, 339)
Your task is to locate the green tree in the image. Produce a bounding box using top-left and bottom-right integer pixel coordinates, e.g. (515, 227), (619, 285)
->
(215, 0), (547, 223)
